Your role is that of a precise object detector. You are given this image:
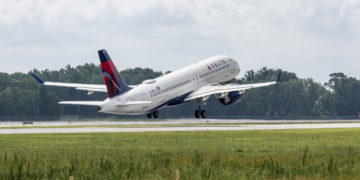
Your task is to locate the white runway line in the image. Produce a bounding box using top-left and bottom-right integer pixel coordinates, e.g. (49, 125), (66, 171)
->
(0, 123), (360, 134)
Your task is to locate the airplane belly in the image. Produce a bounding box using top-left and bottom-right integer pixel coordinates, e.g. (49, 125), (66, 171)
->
(118, 104), (150, 114)
(110, 99), (165, 115)
(100, 103), (147, 115)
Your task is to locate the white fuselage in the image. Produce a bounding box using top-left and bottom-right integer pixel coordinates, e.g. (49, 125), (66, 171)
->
(99, 56), (240, 115)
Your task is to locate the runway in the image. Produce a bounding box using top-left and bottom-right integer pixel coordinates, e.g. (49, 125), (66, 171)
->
(0, 119), (358, 127)
(0, 122), (359, 134)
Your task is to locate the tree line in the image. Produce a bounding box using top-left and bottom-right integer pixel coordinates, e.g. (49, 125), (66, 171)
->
(0, 63), (359, 119)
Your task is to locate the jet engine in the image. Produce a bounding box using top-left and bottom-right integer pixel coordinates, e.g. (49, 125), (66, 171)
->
(217, 91), (244, 105)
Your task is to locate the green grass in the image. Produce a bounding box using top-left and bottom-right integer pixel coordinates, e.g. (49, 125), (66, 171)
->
(0, 129), (360, 179)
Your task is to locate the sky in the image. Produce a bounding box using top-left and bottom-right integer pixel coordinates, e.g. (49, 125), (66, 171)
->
(0, 0), (359, 83)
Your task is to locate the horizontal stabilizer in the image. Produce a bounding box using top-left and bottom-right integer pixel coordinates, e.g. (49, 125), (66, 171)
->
(116, 101), (152, 106)
(58, 101), (103, 106)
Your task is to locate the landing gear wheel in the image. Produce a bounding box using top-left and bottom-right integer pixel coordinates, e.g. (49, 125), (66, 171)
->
(147, 113), (152, 119)
(201, 110), (207, 119)
(195, 110), (201, 119)
(153, 111), (159, 119)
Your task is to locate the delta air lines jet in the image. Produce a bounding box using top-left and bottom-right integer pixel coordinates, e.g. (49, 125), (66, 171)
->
(32, 49), (281, 119)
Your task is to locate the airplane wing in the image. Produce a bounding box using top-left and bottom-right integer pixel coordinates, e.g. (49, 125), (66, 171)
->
(185, 72), (281, 101)
(58, 100), (152, 107)
(32, 73), (107, 93)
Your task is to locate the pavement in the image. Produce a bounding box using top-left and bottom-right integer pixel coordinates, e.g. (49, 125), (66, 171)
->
(0, 119), (358, 127)
(0, 121), (359, 134)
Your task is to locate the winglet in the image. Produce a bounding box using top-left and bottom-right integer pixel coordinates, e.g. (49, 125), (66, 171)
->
(31, 73), (45, 84)
(276, 71), (282, 83)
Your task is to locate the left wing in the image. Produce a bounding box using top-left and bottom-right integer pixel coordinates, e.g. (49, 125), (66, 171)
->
(32, 73), (107, 93)
(185, 72), (281, 101)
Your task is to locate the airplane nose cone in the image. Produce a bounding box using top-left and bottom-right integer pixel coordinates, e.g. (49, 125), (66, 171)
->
(232, 59), (240, 73)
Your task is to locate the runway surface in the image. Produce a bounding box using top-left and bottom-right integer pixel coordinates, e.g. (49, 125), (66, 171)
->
(0, 119), (359, 127)
(0, 122), (359, 134)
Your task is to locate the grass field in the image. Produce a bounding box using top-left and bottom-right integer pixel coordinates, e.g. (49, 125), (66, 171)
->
(0, 129), (360, 179)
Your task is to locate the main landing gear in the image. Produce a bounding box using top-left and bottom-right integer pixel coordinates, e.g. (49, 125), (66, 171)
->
(194, 97), (209, 119)
(195, 105), (207, 119)
(147, 111), (159, 119)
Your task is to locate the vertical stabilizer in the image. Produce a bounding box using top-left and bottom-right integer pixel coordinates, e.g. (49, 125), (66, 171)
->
(98, 49), (131, 98)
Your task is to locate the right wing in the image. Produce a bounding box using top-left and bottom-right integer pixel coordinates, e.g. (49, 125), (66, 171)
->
(185, 72), (281, 101)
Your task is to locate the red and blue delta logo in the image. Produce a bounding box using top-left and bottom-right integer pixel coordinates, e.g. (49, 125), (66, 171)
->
(207, 65), (212, 70)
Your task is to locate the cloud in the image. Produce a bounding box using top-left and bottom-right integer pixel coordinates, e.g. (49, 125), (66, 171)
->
(0, 0), (34, 25)
(113, 0), (157, 17)
(0, 0), (359, 82)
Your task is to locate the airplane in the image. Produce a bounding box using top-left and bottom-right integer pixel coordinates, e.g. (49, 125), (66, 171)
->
(32, 49), (281, 119)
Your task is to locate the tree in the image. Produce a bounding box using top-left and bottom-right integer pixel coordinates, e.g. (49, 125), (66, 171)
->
(322, 73), (360, 116)
(1, 63), (360, 119)
(38, 86), (62, 116)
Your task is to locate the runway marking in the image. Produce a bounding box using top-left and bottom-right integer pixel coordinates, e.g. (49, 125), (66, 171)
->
(0, 123), (359, 134)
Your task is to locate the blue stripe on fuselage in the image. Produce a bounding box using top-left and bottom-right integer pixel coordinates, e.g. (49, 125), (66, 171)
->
(166, 91), (193, 106)
(148, 91), (193, 113)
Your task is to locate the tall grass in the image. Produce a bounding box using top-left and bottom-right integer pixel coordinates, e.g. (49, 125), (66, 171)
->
(0, 128), (359, 179)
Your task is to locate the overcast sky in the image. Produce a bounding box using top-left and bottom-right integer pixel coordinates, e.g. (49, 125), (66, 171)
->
(0, 0), (359, 82)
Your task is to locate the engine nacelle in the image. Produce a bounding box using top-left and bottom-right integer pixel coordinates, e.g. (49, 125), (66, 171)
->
(218, 91), (244, 106)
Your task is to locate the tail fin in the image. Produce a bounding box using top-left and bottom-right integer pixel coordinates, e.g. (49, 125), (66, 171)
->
(98, 49), (131, 98)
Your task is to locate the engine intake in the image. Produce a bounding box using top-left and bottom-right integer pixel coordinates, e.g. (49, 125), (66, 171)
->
(218, 91), (244, 105)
